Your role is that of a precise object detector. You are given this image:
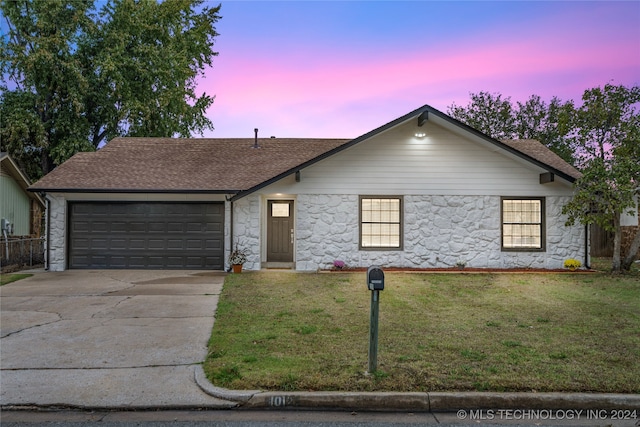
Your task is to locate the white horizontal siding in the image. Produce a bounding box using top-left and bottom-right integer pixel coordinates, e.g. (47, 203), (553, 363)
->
(263, 121), (574, 197)
(0, 175), (31, 235)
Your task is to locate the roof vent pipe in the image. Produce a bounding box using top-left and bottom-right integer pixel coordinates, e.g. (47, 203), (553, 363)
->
(253, 128), (259, 149)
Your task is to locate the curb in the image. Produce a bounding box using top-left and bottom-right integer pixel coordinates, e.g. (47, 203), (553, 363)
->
(194, 366), (259, 405)
(194, 367), (640, 412)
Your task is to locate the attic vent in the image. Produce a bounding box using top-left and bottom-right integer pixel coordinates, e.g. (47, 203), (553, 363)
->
(253, 128), (260, 149)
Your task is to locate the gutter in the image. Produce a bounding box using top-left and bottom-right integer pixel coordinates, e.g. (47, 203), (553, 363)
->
(28, 188), (240, 194)
(225, 194), (234, 272)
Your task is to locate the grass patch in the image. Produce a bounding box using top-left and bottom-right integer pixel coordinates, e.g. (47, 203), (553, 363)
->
(0, 273), (32, 286)
(204, 271), (640, 393)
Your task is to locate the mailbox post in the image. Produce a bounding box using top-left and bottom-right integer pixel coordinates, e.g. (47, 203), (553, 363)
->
(367, 266), (384, 373)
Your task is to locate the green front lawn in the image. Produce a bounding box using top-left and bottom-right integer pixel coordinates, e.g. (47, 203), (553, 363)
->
(204, 271), (640, 393)
(0, 273), (32, 286)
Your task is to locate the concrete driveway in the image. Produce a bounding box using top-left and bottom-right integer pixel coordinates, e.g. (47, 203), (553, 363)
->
(0, 270), (234, 408)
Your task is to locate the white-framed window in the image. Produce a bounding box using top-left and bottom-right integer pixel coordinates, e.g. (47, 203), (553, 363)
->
(360, 196), (403, 250)
(501, 197), (545, 251)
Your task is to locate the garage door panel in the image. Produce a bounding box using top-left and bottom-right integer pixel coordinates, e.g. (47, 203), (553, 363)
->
(94, 255), (109, 266)
(129, 239), (147, 250)
(204, 239), (222, 250)
(148, 222), (166, 232)
(72, 221), (90, 232)
(111, 222), (127, 233)
(168, 222), (187, 233)
(91, 239), (109, 250)
(185, 239), (204, 250)
(91, 222), (109, 232)
(186, 222), (203, 232)
(69, 202), (224, 269)
(110, 239), (127, 250)
(148, 239), (165, 249)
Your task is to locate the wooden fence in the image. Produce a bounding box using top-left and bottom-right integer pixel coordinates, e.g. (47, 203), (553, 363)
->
(590, 224), (614, 257)
(590, 224), (640, 258)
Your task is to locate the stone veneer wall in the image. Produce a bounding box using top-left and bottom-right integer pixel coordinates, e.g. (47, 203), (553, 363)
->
(231, 195), (261, 271)
(294, 194), (584, 271)
(47, 193), (67, 271)
(46, 193), (584, 272)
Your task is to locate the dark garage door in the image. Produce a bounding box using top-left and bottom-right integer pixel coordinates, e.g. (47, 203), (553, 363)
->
(69, 202), (224, 269)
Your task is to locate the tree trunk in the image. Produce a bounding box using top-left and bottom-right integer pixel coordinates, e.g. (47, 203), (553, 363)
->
(41, 151), (55, 176)
(622, 228), (640, 271)
(612, 214), (622, 272)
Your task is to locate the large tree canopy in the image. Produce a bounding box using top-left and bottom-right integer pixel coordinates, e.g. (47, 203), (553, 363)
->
(1, 0), (220, 179)
(562, 84), (640, 272)
(448, 92), (574, 165)
(449, 85), (640, 272)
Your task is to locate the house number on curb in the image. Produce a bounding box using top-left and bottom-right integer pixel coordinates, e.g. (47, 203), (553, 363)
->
(269, 395), (294, 407)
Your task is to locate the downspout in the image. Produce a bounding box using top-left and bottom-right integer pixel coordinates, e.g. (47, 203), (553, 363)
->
(227, 195), (234, 273)
(584, 224), (590, 269)
(44, 195), (50, 270)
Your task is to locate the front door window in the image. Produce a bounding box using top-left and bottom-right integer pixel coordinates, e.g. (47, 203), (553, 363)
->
(267, 200), (294, 262)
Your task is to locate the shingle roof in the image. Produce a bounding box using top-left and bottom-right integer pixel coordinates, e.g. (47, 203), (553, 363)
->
(501, 139), (581, 180)
(29, 106), (582, 194)
(29, 137), (350, 193)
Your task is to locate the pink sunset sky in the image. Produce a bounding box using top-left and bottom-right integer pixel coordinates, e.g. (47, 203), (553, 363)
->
(200, 1), (640, 139)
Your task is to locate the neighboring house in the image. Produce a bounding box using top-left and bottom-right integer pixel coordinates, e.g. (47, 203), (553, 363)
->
(1, 152), (45, 237)
(30, 105), (586, 272)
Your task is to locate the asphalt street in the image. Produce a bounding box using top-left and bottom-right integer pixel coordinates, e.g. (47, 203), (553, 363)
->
(3, 409), (639, 427)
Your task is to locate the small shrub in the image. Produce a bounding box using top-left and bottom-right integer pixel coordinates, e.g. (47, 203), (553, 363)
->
(333, 260), (345, 270)
(563, 259), (582, 270)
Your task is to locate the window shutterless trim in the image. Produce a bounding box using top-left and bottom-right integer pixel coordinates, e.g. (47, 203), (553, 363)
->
(501, 197), (546, 252)
(359, 195), (403, 251)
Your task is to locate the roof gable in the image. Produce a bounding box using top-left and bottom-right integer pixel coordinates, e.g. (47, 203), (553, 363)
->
(29, 105), (580, 196)
(1, 152), (45, 207)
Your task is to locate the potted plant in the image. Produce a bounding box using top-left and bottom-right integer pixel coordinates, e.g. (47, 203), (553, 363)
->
(229, 244), (248, 273)
(563, 259), (582, 271)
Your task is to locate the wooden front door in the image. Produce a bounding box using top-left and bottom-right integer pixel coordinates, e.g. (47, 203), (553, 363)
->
(267, 200), (294, 262)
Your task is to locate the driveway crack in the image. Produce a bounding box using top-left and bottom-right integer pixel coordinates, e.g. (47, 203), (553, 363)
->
(95, 271), (138, 295)
(91, 296), (132, 318)
(1, 312), (63, 338)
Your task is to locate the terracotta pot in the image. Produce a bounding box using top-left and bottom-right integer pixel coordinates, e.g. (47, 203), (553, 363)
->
(232, 264), (243, 273)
